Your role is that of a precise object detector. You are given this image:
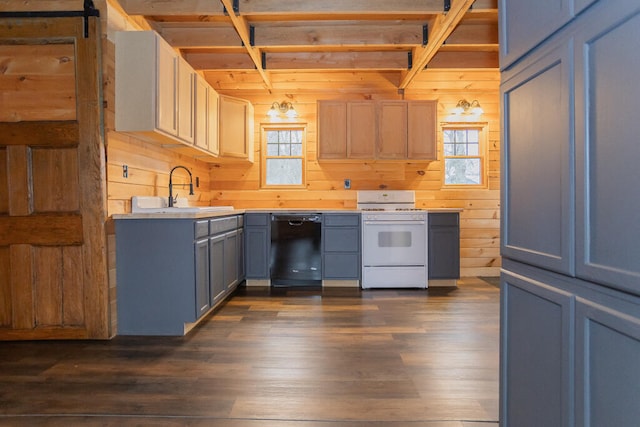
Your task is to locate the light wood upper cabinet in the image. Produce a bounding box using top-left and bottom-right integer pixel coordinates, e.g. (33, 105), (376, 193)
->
(207, 87), (220, 156)
(194, 75), (208, 150)
(347, 102), (376, 159)
(177, 57), (195, 144)
(408, 101), (437, 160)
(117, 31), (195, 143)
(317, 101), (347, 159)
(318, 100), (436, 161)
(116, 30), (252, 162)
(194, 75), (219, 155)
(378, 101), (408, 159)
(155, 37), (178, 136)
(219, 95), (254, 161)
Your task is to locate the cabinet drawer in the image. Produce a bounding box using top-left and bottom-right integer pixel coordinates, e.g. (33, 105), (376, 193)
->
(324, 214), (360, 227)
(324, 228), (359, 252)
(210, 217), (237, 234)
(428, 213), (458, 226)
(245, 213), (269, 226)
(194, 220), (209, 239)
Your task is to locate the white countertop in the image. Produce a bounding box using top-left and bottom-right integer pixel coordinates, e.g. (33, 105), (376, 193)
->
(112, 208), (462, 220)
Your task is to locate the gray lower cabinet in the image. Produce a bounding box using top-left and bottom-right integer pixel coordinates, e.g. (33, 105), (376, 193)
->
(115, 214), (243, 336)
(322, 213), (361, 280)
(244, 213), (270, 279)
(428, 213), (460, 280)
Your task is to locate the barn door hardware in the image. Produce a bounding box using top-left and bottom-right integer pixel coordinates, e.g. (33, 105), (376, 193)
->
(0, 0), (99, 38)
(408, 51), (413, 69)
(261, 52), (267, 70)
(422, 24), (428, 46)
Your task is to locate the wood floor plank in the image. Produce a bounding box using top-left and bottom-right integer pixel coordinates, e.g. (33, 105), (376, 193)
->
(0, 278), (500, 426)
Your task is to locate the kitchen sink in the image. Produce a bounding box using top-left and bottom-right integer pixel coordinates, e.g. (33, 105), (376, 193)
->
(131, 196), (234, 213)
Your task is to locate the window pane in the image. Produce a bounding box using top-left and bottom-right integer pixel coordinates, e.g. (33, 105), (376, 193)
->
(445, 158), (481, 185)
(279, 131), (290, 143)
(267, 131), (279, 143)
(468, 142), (479, 155)
(444, 143), (455, 155)
(443, 130), (454, 143)
(266, 158), (302, 185)
(467, 129), (479, 142)
(291, 143), (303, 156)
(292, 131), (302, 143)
(455, 143), (468, 155)
(279, 143), (291, 156)
(267, 143), (279, 156)
(454, 130), (466, 142)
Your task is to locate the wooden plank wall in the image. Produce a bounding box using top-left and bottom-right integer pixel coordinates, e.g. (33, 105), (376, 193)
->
(101, 3), (501, 277)
(205, 69), (501, 277)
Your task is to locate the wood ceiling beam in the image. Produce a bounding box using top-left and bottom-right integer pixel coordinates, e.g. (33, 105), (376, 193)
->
(185, 51), (410, 71)
(399, 0), (476, 89)
(218, 0), (272, 91)
(120, 0), (497, 17)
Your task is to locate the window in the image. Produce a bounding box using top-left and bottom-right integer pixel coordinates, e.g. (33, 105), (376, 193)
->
(443, 126), (486, 186)
(262, 125), (306, 188)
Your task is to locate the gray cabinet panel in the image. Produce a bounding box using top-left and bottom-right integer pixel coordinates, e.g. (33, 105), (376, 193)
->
(428, 213), (460, 280)
(209, 234), (225, 303)
(576, 299), (640, 427)
(575, 5), (640, 294)
(501, 41), (574, 275)
(195, 238), (210, 317)
(499, 0), (573, 69)
(323, 253), (360, 279)
(322, 213), (361, 280)
(224, 230), (238, 289)
(324, 228), (359, 252)
(245, 213), (270, 279)
(500, 272), (574, 427)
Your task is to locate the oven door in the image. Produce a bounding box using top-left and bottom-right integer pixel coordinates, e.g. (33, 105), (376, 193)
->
(362, 220), (427, 266)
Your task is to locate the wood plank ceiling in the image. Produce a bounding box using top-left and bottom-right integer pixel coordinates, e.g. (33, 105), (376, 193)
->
(117, 0), (499, 91)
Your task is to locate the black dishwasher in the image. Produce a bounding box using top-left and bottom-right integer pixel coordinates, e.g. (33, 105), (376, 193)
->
(270, 213), (322, 287)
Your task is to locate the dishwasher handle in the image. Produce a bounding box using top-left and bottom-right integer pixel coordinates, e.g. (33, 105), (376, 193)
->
(272, 214), (322, 224)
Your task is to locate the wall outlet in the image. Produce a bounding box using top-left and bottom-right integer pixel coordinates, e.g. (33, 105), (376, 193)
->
(344, 179), (351, 189)
(122, 164), (128, 178)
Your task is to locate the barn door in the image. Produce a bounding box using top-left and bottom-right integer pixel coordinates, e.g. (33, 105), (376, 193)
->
(0, 14), (110, 339)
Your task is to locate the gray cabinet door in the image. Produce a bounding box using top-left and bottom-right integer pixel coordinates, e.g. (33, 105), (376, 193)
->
(209, 234), (225, 303)
(237, 227), (245, 281)
(501, 41), (574, 276)
(245, 213), (270, 279)
(224, 230), (238, 289)
(499, 0), (574, 69)
(500, 271), (574, 427)
(195, 238), (210, 318)
(428, 213), (460, 280)
(322, 213), (360, 280)
(576, 298), (640, 427)
(574, 2), (640, 295)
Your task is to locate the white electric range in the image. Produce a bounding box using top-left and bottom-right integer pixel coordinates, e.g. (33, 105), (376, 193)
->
(357, 190), (428, 289)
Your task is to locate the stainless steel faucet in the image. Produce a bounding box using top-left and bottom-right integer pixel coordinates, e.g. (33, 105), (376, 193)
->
(168, 165), (194, 207)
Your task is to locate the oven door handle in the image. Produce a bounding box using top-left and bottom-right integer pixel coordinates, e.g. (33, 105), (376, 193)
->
(363, 220), (425, 226)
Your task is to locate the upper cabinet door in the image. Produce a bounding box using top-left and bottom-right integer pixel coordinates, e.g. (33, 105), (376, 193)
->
(377, 101), (407, 159)
(176, 58), (195, 144)
(501, 40), (575, 276)
(407, 100), (437, 160)
(156, 38), (178, 135)
(194, 75), (208, 150)
(317, 101), (347, 159)
(499, 0), (573, 69)
(347, 102), (376, 159)
(207, 87), (219, 156)
(574, 2), (640, 296)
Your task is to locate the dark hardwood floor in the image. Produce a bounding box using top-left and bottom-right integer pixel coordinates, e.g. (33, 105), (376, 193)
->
(0, 278), (499, 426)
